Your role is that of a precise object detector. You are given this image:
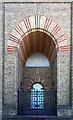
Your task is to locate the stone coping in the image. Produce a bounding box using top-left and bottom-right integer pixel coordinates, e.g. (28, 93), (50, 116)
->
(0, 0), (73, 3)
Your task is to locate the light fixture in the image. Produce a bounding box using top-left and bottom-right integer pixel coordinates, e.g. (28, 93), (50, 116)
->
(46, 74), (49, 79)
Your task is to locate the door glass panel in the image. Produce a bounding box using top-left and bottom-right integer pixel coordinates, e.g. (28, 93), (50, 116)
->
(31, 83), (44, 109)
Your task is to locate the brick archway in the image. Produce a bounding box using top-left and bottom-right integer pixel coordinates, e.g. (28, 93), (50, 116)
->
(7, 15), (68, 51)
(7, 15), (68, 65)
(6, 15), (70, 117)
(27, 77), (48, 90)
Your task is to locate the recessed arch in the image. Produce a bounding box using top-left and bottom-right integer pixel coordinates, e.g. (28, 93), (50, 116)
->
(7, 15), (68, 65)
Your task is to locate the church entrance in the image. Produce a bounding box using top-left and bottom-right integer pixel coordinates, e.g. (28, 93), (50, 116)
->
(17, 30), (57, 116)
(6, 15), (70, 118)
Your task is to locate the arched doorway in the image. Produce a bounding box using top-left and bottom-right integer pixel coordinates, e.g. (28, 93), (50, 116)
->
(7, 15), (69, 117)
(18, 52), (57, 116)
(18, 83), (57, 116)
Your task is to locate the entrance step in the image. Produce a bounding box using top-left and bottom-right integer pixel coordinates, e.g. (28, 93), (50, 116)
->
(2, 115), (72, 120)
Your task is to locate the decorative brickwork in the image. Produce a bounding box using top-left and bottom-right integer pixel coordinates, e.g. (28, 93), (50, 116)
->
(7, 15), (68, 52)
(23, 67), (51, 91)
(27, 77), (48, 90)
(7, 15), (68, 65)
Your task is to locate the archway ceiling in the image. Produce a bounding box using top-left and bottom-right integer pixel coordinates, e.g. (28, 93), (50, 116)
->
(19, 31), (56, 64)
(19, 30), (56, 65)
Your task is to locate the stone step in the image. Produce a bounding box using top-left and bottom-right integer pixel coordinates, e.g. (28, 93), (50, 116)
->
(2, 115), (72, 120)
